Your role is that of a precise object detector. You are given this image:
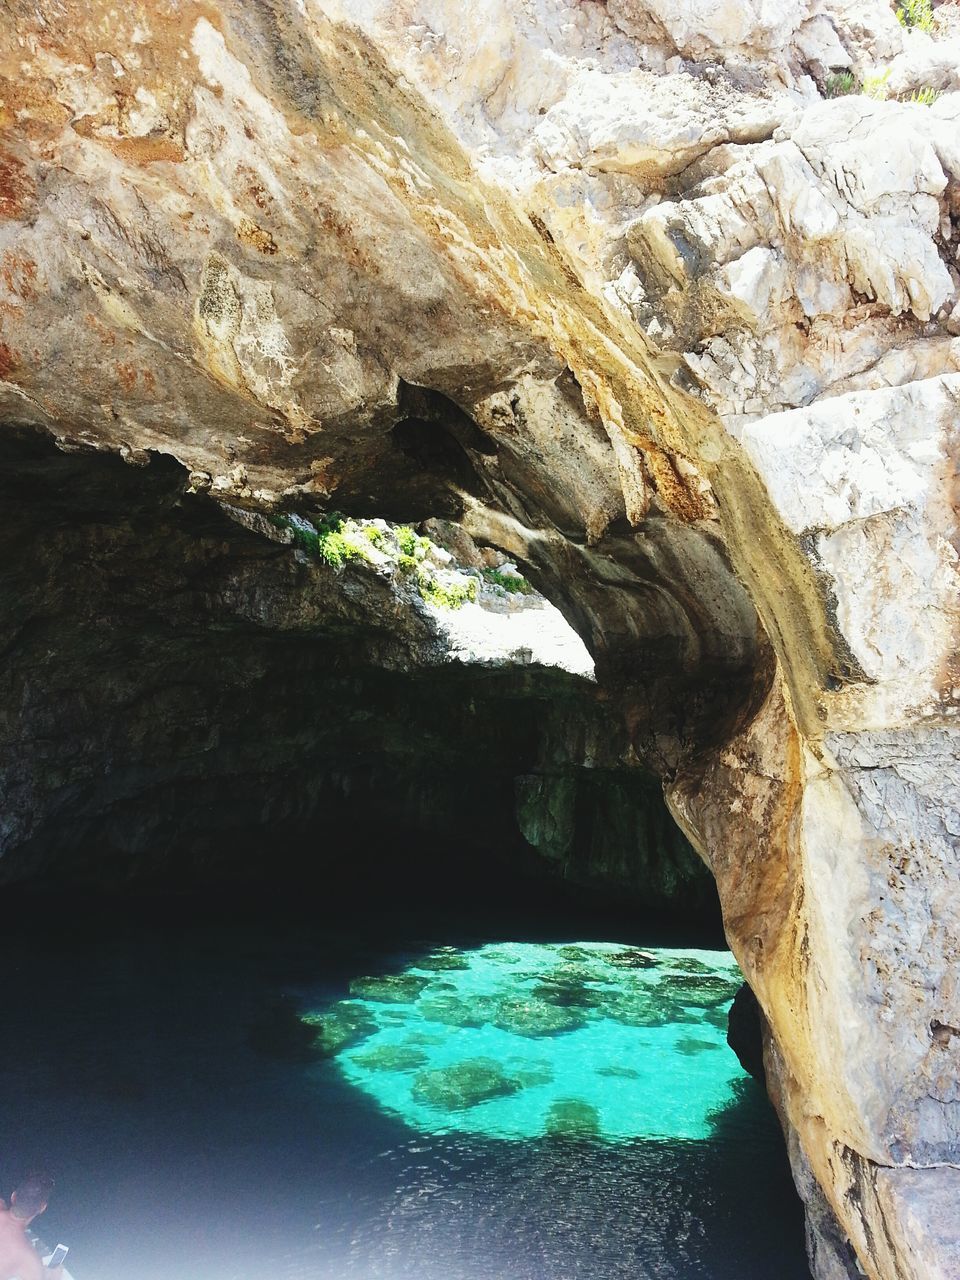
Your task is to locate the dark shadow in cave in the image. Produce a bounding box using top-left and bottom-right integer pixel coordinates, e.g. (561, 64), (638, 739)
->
(0, 426), (717, 927)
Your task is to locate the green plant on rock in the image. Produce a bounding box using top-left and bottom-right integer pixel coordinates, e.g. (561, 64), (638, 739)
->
(395, 525), (419, 557)
(482, 567), (535, 596)
(896, 0), (934, 32)
(825, 70), (855, 97)
(395, 525), (432, 573)
(862, 68), (891, 99)
(415, 565), (478, 610)
(906, 85), (942, 105)
(275, 513), (373, 569)
(314, 515), (363, 568)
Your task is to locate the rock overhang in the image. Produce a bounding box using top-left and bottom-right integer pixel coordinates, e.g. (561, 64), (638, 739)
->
(0, 1), (958, 1277)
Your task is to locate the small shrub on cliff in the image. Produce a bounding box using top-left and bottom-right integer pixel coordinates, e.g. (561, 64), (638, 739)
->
(825, 71), (855, 97)
(896, 0), (934, 32)
(275, 513), (373, 568)
(861, 68), (893, 99)
(395, 525), (432, 572)
(906, 85), (942, 105)
(416, 565), (478, 610)
(482, 567), (535, 596)
(396, 525), (419, 557)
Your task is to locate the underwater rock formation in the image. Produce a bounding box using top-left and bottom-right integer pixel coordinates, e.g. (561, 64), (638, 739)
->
(0, 0), (957, 1275)
(311, 942), (745, 1140)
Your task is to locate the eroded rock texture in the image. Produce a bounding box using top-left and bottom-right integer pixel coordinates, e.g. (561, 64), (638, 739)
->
(0, 1), (958, 1275)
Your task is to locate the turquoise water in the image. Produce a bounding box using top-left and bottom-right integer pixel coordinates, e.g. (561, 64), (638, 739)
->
(307, 942), (745, 1143)
(0, 903), (810, 1279)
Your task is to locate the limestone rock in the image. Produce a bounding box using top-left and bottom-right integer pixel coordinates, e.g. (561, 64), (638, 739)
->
(0, 2), (958, 1277)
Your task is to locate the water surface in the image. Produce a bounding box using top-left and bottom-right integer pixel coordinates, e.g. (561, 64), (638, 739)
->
(0, 898), (809, 1279)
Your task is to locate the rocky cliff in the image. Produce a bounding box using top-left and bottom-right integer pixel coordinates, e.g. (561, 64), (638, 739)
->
(0, 1), (958, 1275)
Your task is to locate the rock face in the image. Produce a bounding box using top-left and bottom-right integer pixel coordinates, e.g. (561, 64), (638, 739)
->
(0, 2), (958, 1277)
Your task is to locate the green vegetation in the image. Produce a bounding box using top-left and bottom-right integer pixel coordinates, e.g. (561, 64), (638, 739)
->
(823, 62), (941, 104)
(395, 525), (418, 556)
(416, 566), (478, 610)
(896, 0), (934, 31)
(862, 68), (891, 99)
(907, 85), (942, 105)
(825, 70), (855, 97)
(482, 567), (535, 595)
(271, 513), (375, 568)
(395, 524), (432, 572)
(272, 512), (480, 610)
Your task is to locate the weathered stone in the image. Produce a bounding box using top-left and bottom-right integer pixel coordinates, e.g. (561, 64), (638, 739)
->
(0, 2), (957, 1276)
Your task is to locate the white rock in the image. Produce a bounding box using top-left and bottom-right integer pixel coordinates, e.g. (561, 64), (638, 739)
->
(608, 0), (812, 58)
(715, 245), (791, 326)
(794, 15), (853, 68)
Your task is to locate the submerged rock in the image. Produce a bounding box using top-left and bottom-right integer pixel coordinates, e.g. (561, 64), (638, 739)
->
(605, 949), (659, 969)
(417, 993), (499, 1028)
(351, 1043), (429, 1073)
(602, 991), (697, 1028)
(665, 959), (717, 977)
(545, 1098), (601, 1137)
(307, 1003), (379, 1055)
(532, 979), (607, 1010)
(658, 974), (737, 1008)
(675, 1036), (722, 1057)
(701, 1006), (731, 1032)
(511, 1061), (555, 1088)
(555, 946), (595, 963)
(412, 1058), (522, 1111)
(492, 997), (588, 1037)
(413, 952), (471, 972)
(349, 974), (431, 1003)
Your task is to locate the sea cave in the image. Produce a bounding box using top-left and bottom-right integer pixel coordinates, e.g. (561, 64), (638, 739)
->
(0, 1), (958, 1278)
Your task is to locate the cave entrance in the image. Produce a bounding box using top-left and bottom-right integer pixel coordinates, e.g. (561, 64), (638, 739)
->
(0, 426), (722, 934)
(0, 428), (809, 1280)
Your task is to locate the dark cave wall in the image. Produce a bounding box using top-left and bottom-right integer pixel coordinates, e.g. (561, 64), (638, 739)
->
(0, 431), (713, 913)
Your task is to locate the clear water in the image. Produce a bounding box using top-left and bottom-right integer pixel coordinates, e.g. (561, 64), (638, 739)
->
(0, 902), (810, 1280)
(314, 942), (745, 1142)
